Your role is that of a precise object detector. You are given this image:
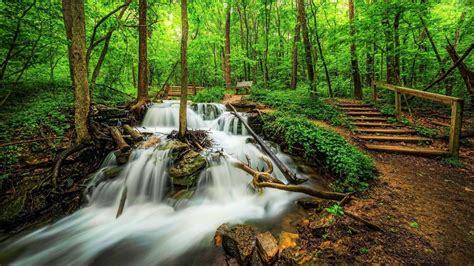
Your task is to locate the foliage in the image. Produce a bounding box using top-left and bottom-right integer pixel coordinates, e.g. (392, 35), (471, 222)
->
(262, 112), (376, 192)
(191, 87), (226, 103)
(409, 221), (419, 229)
(414, 126), (437, 138)
(325, 204), (344, 216)
(250, 87), (351, 127)
(442, 157), (465, 168)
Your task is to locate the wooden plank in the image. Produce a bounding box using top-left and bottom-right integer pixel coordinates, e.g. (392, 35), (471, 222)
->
(346, 111), (383, 116)
(337, 103), (373, 107)
(365, 144), (449, 156)
(341, 107), (378, 111)
(358, 135), (432, 143)
(355, 128), (416, 134)
(448, 99), (463, 156)
(236, 81), (253, 88)
(349, 116), (388, 121)
(352, 122), (396, 127)
(376, 81), (460, 105)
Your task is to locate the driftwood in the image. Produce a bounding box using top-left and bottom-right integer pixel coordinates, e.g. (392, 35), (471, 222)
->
(109, 126), (130, 152)
(235, 156), (347, 201)
(123, 124), (143, 141)
(229, 104), (307, 185)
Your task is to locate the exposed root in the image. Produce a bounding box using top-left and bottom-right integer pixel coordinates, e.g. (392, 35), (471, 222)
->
(168, 129), (213, 151)
(51, 142), (91, 191)
(128, 98), (151, 122)
(235, 156), (347, 201)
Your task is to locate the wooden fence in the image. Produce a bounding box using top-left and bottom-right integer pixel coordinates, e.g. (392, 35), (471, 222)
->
(372, 81), (464, 157)
(164, 84), (205, 97)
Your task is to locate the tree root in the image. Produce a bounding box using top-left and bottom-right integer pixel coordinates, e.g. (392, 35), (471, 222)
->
(51, 142), (91, 190)
(234, 156), (347, 201)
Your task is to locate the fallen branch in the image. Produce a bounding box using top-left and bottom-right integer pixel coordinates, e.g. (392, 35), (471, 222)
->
(345, 210), (384, 232)
(123, 124), (143, 142)
(109, 126), (130, 152)
(229, 104), (307, 185)
(235, 156), (347, 201)
(51, 142), (90, 189)
(116, 185), (127, 218)
(0, 91), (12, 106)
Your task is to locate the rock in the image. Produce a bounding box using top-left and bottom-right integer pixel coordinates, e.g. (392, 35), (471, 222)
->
(221, 224), (257, 265)
(278, 231), (299, 251)
(215, 223), (230, 247)
(169, 150), (207, 186)
(309, 214), (336, 237)
(296, 197), (323, 210)
(159, 140), (188, 152)
(256, 232), (279, 264)
(139, 136), (161, 149)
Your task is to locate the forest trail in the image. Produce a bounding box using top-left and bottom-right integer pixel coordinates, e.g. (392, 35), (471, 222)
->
(337, 101), (449, 156)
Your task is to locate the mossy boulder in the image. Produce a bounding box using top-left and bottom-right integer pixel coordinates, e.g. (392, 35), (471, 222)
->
(159, 140), (189, 153)
(169, 149), (207, 186)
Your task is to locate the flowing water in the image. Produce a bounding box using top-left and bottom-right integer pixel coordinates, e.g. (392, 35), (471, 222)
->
(2, 101), (326, 265)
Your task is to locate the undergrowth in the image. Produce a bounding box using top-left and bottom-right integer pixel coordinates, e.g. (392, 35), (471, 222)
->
(262, 112), (376, 192)
(249, 87), (351, 127)
(191, 87), (226, 103)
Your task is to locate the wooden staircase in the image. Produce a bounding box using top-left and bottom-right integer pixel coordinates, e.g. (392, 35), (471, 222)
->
(337, 101), (449, 156)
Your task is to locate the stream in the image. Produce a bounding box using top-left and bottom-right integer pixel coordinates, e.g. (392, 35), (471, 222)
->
(2, 101), (328, 265)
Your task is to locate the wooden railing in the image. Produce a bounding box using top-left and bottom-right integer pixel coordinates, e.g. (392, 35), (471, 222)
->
(164, 84), (205, 97)
(372, 81), (464, 157)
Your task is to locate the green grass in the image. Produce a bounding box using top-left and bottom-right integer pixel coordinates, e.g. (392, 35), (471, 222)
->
(262, 112), (376, 192)
(190, 87), (226, 103)
(249, 87), (351, 127)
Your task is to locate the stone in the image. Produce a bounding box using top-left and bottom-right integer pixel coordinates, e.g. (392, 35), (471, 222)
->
(169, 150), (207, 186)
(296, 197), (323, 210)
(256, 232), (279, 264)
(278, 231), (299, 251)
(221, 224), (257, 265)
(214, 223), (230, 247)
(159, 140), (189, 152)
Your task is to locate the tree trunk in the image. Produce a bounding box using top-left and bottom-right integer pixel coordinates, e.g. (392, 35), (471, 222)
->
(62, 0), (91, 144)
(263, 0), (271, 86)
(297, 0), (316, 96)
(393, 11), (401, 84)
(223, 6), (232, 89)
(383, 1), (395, 83)
(290, 22), (300, 89)
(236, 1), (247, 80)
(179, 0), (189, 138)
(349, 0), (362, 99)
(446, 43), (474, 106)
(136, 0), (149, 105)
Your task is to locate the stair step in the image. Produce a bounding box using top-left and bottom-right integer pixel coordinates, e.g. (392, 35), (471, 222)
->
(347, 111), (384, 116)
(349, 116), (388, 121)
(365, 144), (448, 156)
(337, 103), (373, 107)
(358, 135), (432, 143)
(342, 107), (378, 111)
(352, 122), (396, 127)
(355, 128), (416, 134)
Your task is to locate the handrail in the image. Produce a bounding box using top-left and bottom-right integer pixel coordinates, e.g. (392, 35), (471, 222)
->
(372, 81), (464, 157)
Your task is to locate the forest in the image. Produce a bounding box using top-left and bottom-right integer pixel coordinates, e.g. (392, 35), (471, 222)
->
(0, 0), (473, 264)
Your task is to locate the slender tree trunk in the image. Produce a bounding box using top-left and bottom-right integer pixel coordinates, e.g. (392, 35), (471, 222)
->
(263, 0), (271, 86)
(62, 0), (91, 144)
(223, 6), (232, 88)
(446, 43), (474, 106)
(393, 11), (401, 84)
(383, 1), (394, 83)
(290, 22), (300, 89)
(136, 0), (149, 103)
(236, 2), (247, 80)
(179, 0), (189, 138)
(243, 3), (251, 79)
(365, 42), (375, 86)
(297, 0), (316, 95)
(349, 0), (362, 99)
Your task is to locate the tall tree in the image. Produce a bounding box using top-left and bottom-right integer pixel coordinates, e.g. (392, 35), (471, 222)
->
(290, 22), (300, 89)
(132, 0), (150, 112)
(348, 0), (362, 99)
(61, 0), (90, 144)
(179, 0), (189, 138)
(223, 4), (232, 88)
(297, 0), (316, 95)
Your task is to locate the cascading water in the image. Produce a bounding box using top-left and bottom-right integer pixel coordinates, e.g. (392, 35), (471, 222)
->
(1, 101), (325, 265)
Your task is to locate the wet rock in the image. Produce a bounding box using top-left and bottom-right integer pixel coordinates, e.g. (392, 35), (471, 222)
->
(139, 136), (161, 149)
(296, 197), (323, 210)
(114, 150), (130, 165)
(278, 231), (299, 251)
(256, 232), (279, 264)
(215, 223), (230, 247)
(159, 140), (189, 152)
(169, 150), (207, 186)
(250, 249), (264, 266)
(221, 224), (257, 265)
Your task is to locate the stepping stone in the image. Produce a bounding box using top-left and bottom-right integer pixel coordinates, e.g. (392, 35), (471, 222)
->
(358, 135), (432, 143)
(352, 122), (396, 127)
(349, 116), (388, 121)
(346, 111), (383, 116)
(355, 128), (416, 134)
(365, 144), (448, 156)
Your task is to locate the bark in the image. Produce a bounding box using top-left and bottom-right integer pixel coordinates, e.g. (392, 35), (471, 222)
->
(110, 126), (130, 152)
(179, 0), (189, 138)
(446, 43), (474, 105)
(263, 0), (271, 86)
(290, 22), (300, 89)
(297, 0), (316, 95)
(383, 2), (395, 83)
(62, 0), (91, 144)
(137, 0), (149, 103)
(123, 124), (144, 142)
(349, 0), (362, 99)
(223, 6), (232, 89)
(393, 11), (401, 84)
(236, 1), (248, 80)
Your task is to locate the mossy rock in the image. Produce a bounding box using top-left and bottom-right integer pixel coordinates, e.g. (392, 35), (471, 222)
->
(169, 150), (207, 186)
(159, 140), (189, 153)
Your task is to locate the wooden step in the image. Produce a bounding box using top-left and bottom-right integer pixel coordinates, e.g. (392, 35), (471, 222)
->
(358, 135), (432, 143)
(341, 107), (378, 112)
(355, 128), (416, 134)
(352, 122), (396, 127)
(365, 144), (449, 156)
(337, 103), (373, 107)
(349, 116), (388, 121)
(347, 111), (383, 116)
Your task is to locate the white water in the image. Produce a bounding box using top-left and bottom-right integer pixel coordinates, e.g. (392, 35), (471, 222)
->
(3, 101), (321, 265)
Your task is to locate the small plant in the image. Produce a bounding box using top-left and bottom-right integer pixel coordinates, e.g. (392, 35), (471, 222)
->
(325, 204), (344, 216)
(191, 87), (226, 103)
(401, 118), (411, 125)
(442, 157), (465, 168)
(359, 247), (369, 254)
(415, 126), (436, 138)
(387, 117), (398, 124)
(409, 221), (419, 228)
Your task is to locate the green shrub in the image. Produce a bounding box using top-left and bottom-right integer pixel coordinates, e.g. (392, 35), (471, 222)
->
(262, 112), (376, 192)
(191, 87), (226, 103)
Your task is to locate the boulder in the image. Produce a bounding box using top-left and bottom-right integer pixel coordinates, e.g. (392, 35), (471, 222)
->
(221, 224), (257, 265)
(256, 232), (279, 264)
(159, 140), (189, 153)
(169, 149), (207, 186)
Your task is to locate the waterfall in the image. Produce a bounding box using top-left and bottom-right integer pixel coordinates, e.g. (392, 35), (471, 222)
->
(2, 102), (316, 265)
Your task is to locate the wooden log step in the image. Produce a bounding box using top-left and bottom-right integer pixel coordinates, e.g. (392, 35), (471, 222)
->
(358, 135), (432, 143)
(337, 103), (373, 107)
(341, 107), (378, 112)
(346, 111), (383, 116)
(349, 116), (388, 121)
(365, 144), (449, 156)
(355, 128), (416, 134)
(352, 122), (396, 127)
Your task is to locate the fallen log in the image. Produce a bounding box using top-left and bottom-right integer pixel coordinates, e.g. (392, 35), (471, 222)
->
(116, 185), (127, 218)
(235, 157), (347, 201)
(229, 104), (307, 185)
(123, 124), (143, 142)
(109, 126), (130, 152)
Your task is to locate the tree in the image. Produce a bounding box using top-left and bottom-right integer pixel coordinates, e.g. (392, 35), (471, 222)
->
(290, 21), (300, 89)
(223, 4), (232, 89)
(348, 0), (362, 99)
(179, 0), (189, 138)
(61, 0), (90, 144)
(296, 0), (315, 96)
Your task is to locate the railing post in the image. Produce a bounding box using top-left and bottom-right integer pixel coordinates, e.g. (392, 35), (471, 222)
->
(448, 99), (463, 157)
(371, 80), (377, 101)
(394, 89), (402, 121)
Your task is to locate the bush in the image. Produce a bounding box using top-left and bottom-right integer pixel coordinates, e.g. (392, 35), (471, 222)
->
(191, 87), (226, 103)
(262, 112), (376, 192)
